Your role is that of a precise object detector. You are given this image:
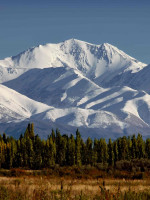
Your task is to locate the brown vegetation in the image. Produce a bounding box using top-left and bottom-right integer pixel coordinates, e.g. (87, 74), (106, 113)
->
(0, 168), (150, 200)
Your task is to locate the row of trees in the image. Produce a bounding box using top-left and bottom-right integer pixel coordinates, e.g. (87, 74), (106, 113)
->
(0, 123), (150, 169)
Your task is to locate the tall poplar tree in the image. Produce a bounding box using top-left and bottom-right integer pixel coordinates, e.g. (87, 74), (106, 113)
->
(85, 137), (93, 165)
(131, 135), (137, 159)
(67, 134), (75, 166)
(75, 129), (81, 166)
(136, 134), (145, 159)
(108, 138), (114, 166)
(146, 138), (150, 159)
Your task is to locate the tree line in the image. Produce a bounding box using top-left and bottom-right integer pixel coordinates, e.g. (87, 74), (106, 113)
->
(0, 123), (150, 169)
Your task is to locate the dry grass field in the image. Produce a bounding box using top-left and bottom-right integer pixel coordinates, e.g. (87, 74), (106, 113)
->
(0, 174), (150, 200)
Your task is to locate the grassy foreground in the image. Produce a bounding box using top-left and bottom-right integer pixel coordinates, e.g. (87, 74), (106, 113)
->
(0, 171), (150, 200)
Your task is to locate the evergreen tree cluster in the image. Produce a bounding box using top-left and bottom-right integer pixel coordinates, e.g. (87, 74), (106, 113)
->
(0, 124), (150, 169)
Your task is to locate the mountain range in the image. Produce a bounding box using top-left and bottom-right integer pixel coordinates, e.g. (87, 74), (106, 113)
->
(0, 39), (150, 139)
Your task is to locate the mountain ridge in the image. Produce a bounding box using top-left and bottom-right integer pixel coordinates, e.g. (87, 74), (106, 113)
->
(0, 39), (150, 139)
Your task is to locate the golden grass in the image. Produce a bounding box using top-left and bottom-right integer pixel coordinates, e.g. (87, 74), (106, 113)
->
(1, 175), (150, 198)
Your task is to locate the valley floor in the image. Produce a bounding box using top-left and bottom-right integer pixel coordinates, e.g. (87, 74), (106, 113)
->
(0, 170), (150, 200)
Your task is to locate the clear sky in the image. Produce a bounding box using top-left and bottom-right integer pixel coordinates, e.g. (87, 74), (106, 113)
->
(0, 0), (150, 63)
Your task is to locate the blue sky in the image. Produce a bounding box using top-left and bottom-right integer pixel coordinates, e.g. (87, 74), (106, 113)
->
(0, 0), (150, 63)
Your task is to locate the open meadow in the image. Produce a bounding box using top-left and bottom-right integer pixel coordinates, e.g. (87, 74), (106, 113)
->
(0, 169), (150, 200)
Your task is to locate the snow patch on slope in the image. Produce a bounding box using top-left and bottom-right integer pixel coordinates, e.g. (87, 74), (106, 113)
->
(0, 84), (50, 122)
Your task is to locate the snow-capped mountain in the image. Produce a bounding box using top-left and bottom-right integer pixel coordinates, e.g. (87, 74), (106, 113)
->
(0, 39), (146, 84)
(0, 39), (150, 139)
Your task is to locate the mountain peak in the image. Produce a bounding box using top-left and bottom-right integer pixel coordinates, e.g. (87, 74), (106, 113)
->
(62, 38), (98, 47)
(0, 39), (146, 84)
(101, 42), (111, 47)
